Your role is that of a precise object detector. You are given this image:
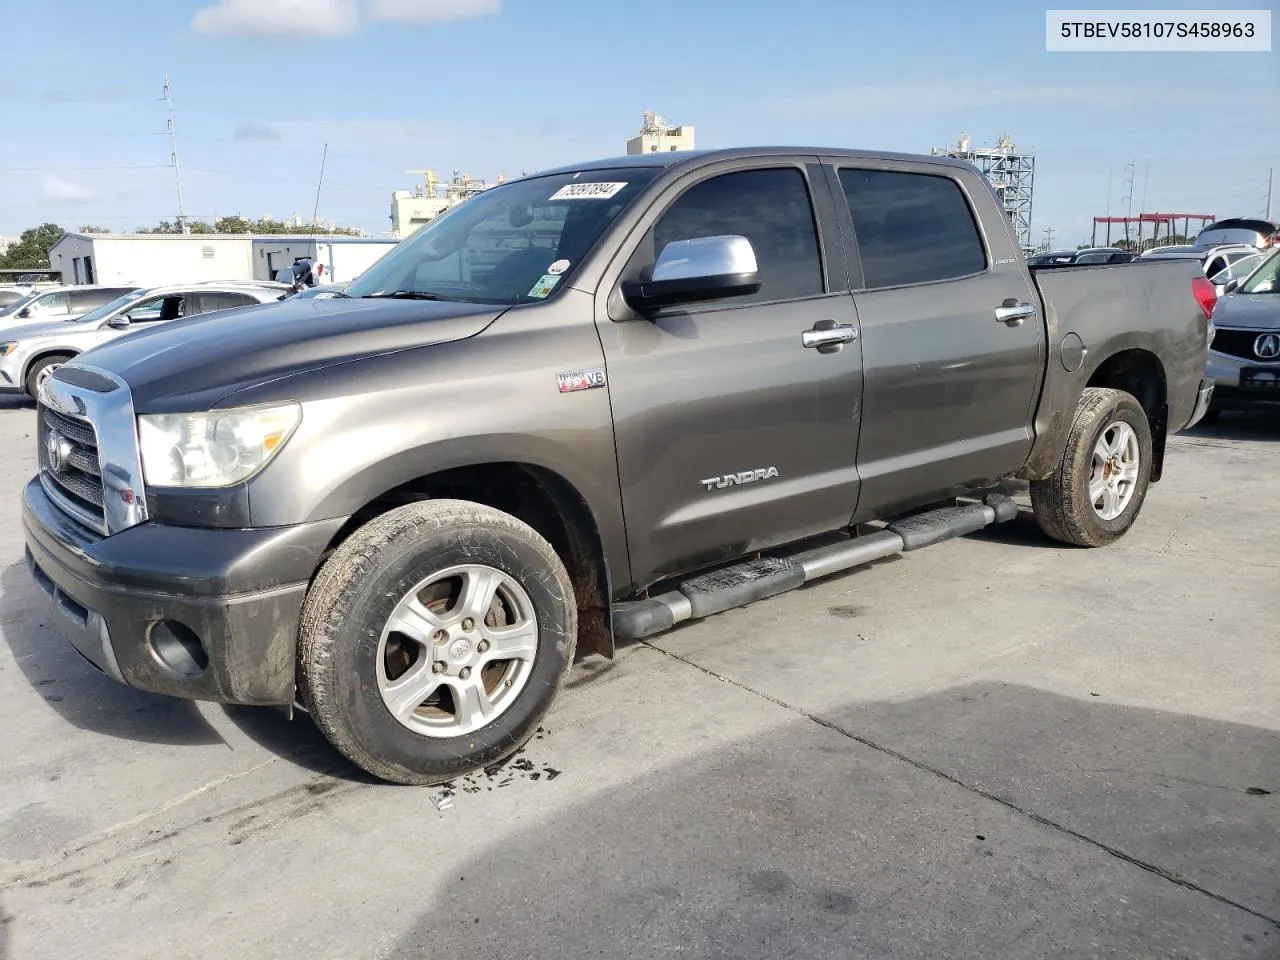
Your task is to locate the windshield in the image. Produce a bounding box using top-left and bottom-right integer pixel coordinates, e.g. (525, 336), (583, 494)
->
(1238, 250), (1280, 295)
(1211, 254), (1264, 285)
(346, 167), (662, 305)
(72, 289), (148, 324)
(0, 291), (39, 318)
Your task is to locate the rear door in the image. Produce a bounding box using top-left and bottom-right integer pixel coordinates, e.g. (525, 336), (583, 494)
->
(826, 160), (1046, 518)
(596, 158), (864, 588)
(189, 291), (261, 315)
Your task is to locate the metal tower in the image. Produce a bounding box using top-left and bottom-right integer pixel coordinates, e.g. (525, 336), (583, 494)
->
(932, 132), (1035, 252)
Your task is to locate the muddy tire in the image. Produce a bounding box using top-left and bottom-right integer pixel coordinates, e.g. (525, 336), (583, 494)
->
(1030, 387), (1153, 548)
(25, 354), (72, 399)
(297, 499), (577, 785)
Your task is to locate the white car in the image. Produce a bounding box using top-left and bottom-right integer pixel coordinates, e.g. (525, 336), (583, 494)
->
(0, 285), (139, 332)
(0, 281), (288, 398)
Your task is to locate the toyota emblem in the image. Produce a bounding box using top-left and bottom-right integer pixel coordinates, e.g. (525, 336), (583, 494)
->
(1255, 333), (1280, 360)
(45, 431), (73, 473)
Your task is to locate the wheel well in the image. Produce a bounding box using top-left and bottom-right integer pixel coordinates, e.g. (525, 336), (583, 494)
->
(325, 464), (614, 660)
(24, 350), (77, 382)
(1087, 348), (1168, 481)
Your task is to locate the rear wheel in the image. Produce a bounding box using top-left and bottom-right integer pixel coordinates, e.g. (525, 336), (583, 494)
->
(25, 354), (73, 399)
(1030, 387), (1153, 547)
(297, 499), (576, 785)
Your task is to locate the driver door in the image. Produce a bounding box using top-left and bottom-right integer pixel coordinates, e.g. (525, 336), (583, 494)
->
(595, 159), (864, 589)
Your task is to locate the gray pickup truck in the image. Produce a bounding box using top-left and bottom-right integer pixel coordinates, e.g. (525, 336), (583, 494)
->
(22, 147), (1214, 785)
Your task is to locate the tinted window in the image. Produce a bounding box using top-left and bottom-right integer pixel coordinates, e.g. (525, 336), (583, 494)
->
(194, 291), (258, 314)
(838, 168), (987, 289)
(1075, 252), (1109, 264)
(649, 168), (825, 304)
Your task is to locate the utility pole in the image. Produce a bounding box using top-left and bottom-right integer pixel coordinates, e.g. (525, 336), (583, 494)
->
(1121, 160), (1136, 246)
(1043, 226), (1056, 252)
(163, 74), (187, 234)
(312, 142), (328, 226)
(1268, 168), (1274, 220)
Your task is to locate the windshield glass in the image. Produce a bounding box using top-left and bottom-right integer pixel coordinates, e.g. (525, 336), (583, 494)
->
(72, 289), (148, 324)
(1238, 250), (1280, 294)
(346, 167), (662, 305)
(0, 291), (39, 318)
(1211, 254), (1264, 285)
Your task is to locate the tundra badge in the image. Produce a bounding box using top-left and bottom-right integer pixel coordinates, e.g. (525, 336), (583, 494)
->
(701, 467), (780, 492)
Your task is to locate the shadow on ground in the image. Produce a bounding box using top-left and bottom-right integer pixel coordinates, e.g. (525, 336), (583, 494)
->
(1187, 408), (1280, 443)
(390, 683), (1279, 960)
(0, 397), (32, 412)
(0, 561), (362, 779)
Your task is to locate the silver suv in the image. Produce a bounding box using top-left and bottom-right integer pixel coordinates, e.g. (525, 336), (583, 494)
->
(0, 285), (139, 331)
(0, 281), (287, 398)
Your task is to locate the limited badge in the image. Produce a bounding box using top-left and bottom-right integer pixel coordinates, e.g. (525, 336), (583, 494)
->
(556, 368), (607, 393)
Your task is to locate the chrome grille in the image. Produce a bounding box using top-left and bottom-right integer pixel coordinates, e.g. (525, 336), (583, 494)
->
(37, 404), (108, 533)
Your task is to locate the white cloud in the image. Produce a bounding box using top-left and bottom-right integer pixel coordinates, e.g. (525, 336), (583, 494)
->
(234, 121), (282, 141)
(365, 0), (500, 23)
(192, 0), (359, 37)
(40, 175), (94, 203)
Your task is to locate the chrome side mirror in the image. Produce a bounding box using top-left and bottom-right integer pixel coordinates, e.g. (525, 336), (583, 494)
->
(622, 235), (762, 311)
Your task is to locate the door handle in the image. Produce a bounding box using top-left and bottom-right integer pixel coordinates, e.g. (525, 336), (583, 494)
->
(995, 301), (1035, 326)
(802, 322), (859, 350)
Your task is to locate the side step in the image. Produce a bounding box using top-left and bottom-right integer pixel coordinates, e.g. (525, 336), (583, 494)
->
(612, 494), (1018, 641)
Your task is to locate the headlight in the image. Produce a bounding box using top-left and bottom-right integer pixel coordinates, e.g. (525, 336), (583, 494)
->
(0, 343), (16, 358)
(138, 402), (301, 488)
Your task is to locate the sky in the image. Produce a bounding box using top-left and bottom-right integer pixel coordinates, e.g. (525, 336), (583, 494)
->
(1, 0), (1277, 248)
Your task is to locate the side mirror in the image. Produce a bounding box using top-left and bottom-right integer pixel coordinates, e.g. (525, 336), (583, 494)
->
(106, 315), (131, 330)
(1223, 278), (1239, 295)
(621, 235), (761, 311)
(17, 308), (29, 319)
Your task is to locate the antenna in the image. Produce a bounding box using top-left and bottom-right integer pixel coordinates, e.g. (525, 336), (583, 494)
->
(312, 142), (328, 225)
(163, 74), (187, 234)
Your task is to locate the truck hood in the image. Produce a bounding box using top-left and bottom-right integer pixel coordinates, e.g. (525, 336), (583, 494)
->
(1212, 294), (1280, 330)
(75, 296), (503, 411)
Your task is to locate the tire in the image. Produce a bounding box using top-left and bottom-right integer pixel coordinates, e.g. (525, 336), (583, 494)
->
(25, 354), (73, 399)
(297, 499), (577, 785)
(1030, 387), (1153, 548)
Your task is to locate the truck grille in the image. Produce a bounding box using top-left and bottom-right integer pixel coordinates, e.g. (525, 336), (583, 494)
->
(1211, 328), (1280, 363)
(37, 404), (108, 533)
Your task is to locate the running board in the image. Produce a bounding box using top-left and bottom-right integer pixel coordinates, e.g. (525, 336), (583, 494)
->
(612, 494), (1018, 641)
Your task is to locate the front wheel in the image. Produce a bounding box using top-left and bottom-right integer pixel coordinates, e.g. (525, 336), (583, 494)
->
(1030, 387), (1154, 547)
(297, 499), (577, 785)
(25, 354), (73, 399)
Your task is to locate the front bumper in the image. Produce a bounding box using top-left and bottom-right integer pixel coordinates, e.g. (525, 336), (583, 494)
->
(22, 477), (344, 706)
(1206, 351), (1280, 408)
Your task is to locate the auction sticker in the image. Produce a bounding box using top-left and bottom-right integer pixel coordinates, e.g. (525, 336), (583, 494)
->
(528, 273), (561, 299)
(549, 182), (628, 201)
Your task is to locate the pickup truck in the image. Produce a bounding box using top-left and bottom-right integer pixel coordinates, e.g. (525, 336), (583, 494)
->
(21, 147), (1215, 785)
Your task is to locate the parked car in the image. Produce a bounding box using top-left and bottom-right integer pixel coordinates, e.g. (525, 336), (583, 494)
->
(0, 281), (283, 398)
(1203, 249), (1280, 415)
(1141, 243), (1262, 281)
(1208, 251), (1268, 297)
(1195, 217), (1280, 250)
(0, 285), (138, 332)
(23, 146), (1213, 785)
(1026, 247), (1134, 267)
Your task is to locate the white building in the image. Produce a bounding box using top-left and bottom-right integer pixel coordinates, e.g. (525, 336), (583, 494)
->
(626, 111), (695, 155)
(47, 233), (256, 287)
(250, 236), (399, 284)
(391, 170), (504, 238)
(47, 233), (400, 287)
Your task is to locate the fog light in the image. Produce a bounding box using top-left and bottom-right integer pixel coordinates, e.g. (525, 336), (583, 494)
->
(148, 620), (209, 678)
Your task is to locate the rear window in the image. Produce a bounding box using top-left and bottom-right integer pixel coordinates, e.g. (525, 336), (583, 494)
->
(837, 168), (987, 289)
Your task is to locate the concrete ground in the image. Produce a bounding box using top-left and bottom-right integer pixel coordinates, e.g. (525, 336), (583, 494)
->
(0, 393), (1276, 960)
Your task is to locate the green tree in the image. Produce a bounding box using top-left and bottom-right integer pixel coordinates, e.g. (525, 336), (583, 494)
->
(137, 216), (363, 236)
(78, 225), (111, 234)
(0, 223), (66, 270)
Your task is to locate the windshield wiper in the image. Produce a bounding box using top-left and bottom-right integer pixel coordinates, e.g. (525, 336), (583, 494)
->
(361, 291), (448, 301)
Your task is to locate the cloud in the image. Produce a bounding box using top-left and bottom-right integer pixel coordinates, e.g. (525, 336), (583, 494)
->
(192, 0), (359, 37)
(40, 175), (95, 203)
(234, 121), (282, 142)
(191, 0), (498, 36)
(365, 0), (500, 23)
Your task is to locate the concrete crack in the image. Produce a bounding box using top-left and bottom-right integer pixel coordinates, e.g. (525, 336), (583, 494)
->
(640, 640), (1280, 932)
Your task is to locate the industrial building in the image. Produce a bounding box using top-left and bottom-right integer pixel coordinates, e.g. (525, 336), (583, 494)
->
(48, 232), (398, 287)
(627, 111), (695, 155)
(932, 133), (1035, 253)
(391, 169), (504, 238)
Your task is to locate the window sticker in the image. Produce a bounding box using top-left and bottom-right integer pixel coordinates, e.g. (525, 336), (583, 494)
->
(547, 259), (571, 275)
(528, 273), (562, 299)
(548, 182), (628, 201)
